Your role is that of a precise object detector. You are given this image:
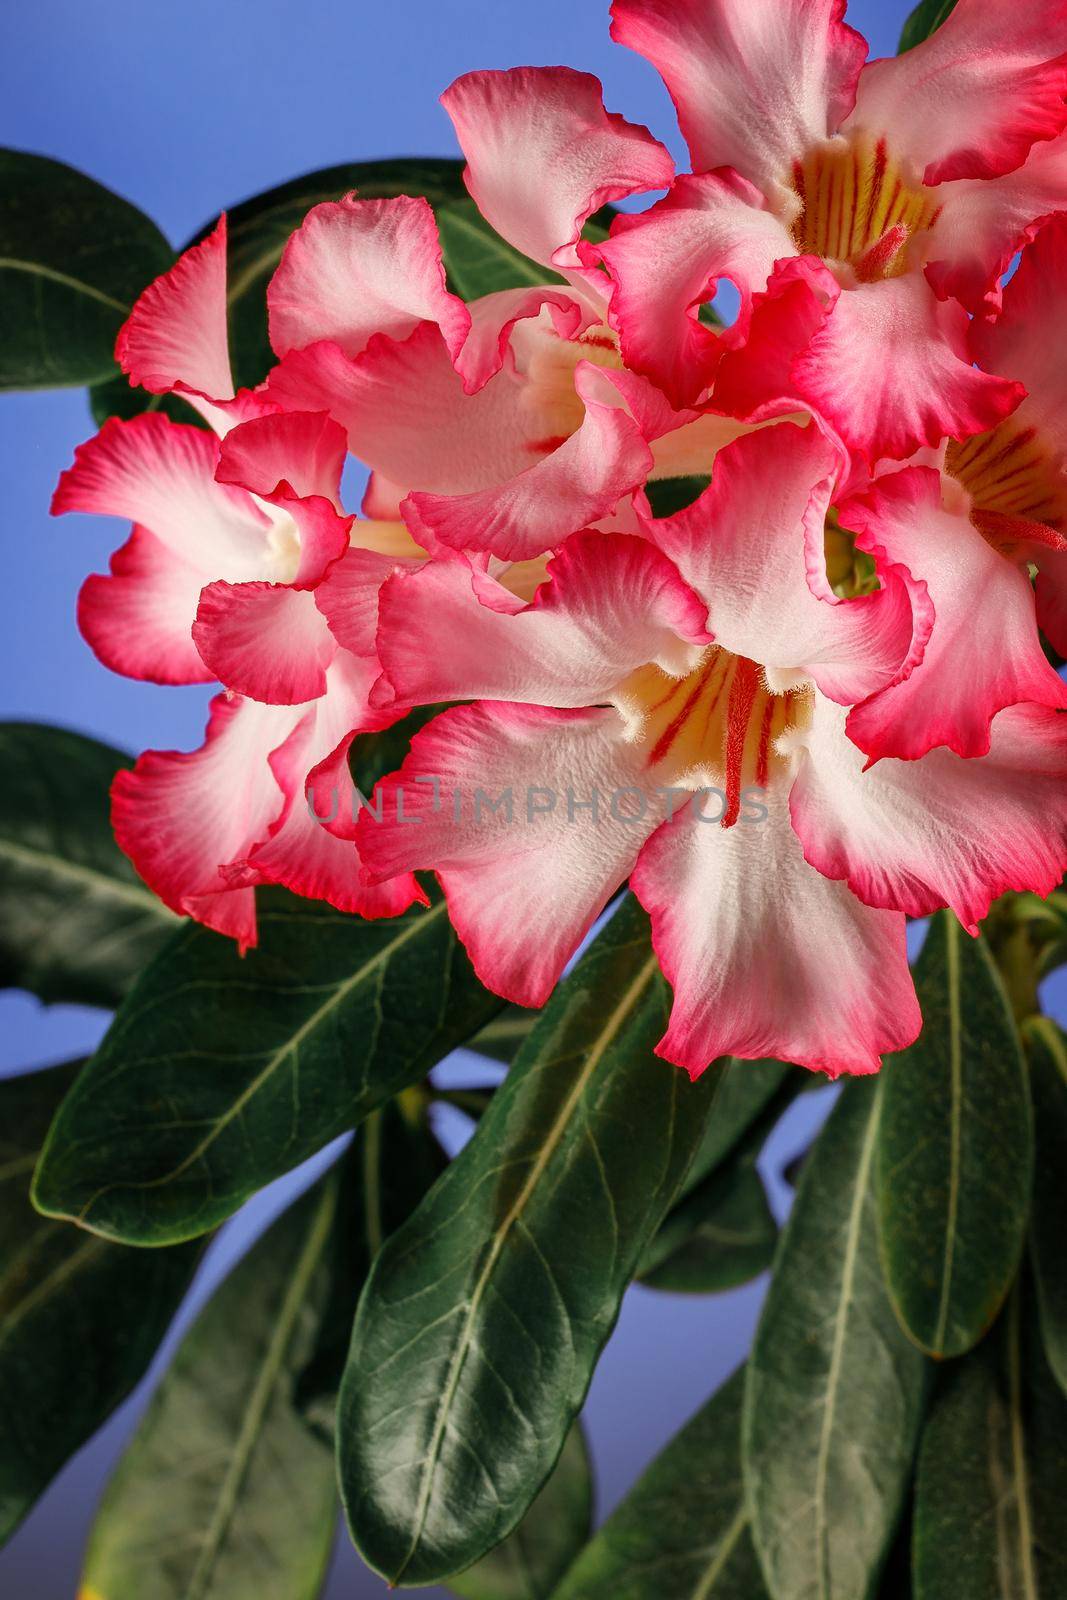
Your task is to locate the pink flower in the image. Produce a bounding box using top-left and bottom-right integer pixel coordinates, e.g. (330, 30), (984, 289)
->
(263, 83), (756, 563)
(588, 0), (1067, 461)
(53, 221), (429, 947)
(356, 423), (1067, 1076)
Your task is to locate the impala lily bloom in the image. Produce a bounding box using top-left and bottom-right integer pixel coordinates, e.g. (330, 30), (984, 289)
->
(354, 422), (1067, 1076)
(264, 91), (754, 563)
(53, 222), (429, 946)
(567, 0), (1067, 463)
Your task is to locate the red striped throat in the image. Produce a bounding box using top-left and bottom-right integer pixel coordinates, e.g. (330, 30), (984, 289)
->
(790, 132), (941, 282)
(616, 650), (812, 826)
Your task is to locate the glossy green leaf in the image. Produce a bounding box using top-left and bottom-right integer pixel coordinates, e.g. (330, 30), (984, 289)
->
(637, 1146), (777, 1294)
(553, 1369), (768, 1600)
(87, 371), (207, 429)
(466, 1004), (538, 1066)
(1022, 1015), (1067, 1397)
(0, 1063), (197, 1546)
(644, 476), (711, 519)
(193, 160), (560, 392)
(339, 895), (718, 1586)
(80, 1177), (340, 1600)
(669, 1056), (793, 1205)
(898, 0), (959, 51)
(349, 704), (450, 798)
(0, 149), (172, 390)
(0, 722), (176, 1008)
(32, 888), (501, 1246)
(744, 1079), (928, 1600)
(296, 1096), (448, 1438)
(448, 1425), (593, 1600)
(913, 1283), (1067, 1599)
(876, 914), (1032, 1358)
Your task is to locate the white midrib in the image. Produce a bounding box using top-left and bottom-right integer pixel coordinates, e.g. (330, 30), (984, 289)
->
(69, 902), (445, 1225)
(933, 919), (963, 1354)
(812, 1096), (880, 1597)
(395, 952), (661, 1581)
(183, 1184), (335, 1600)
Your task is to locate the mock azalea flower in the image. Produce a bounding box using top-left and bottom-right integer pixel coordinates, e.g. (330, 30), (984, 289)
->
(53, 221), (428, 947)
(565, 0), (1067, 464)
(354, 423), (1067, 1076)
(263, 87), (755, 563)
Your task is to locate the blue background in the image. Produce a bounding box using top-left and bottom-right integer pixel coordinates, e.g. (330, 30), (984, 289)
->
(0, 1), (975, 1594)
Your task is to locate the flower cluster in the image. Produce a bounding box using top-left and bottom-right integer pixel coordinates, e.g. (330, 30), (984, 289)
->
(55, 0), (1067, 1076)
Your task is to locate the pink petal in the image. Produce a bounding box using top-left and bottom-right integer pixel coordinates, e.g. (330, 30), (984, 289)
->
(971, 215), (1067, 463)
(846, 0), (1067, 186)
(77, 524), (214, 685)
(841, 467), (1067, 760)
(610, 0), (866, 194)
(356, 701), (663, 1006)
(789, 695), (1067, 934)
(193, 581), (338, 704)
(596, 170), (794, 409)
(315, 543), (425, 659)
(631, 787), (919, 1078)
(455, 286), (598, 393)
(215, 409), (348, 507)
(52, 413), (271, 579)
(268, 194), (470, 365)
(111, 694), (303, 951)
(441, 66), (674, 277)
(926, 132), (1067, 313)
(402, 361), (654, 561)
(243, 653), (425, 918)
(374, 533), (710, 709)
(646, 423), (924, 704)
(791, 274), (1025, 465)
(116, 216), (234, 403)
(267, 324), (544, 493)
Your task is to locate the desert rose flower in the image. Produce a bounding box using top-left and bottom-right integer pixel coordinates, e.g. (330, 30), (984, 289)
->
(581, 0), (1067, 464)
(354, 422), (1067, 1076)
(263, 89), (758, 563)
(53, 222), (429, 946)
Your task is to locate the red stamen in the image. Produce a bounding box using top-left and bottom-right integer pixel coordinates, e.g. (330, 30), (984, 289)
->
(722, 658), (760, 828)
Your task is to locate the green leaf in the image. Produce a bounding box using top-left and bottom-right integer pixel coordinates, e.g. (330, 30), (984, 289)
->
(744, 1079), (928, 1600)
(80, 1176), (340, 1600)
(466, 1004), (538, 1065)
(338, 895), (719, 1586)
(669, 1056), (793, 1205)
(552, 1369), (769, 1600)
(898, 0), (959, 51)
(635, 1057), (794, 1292)
(87, 371), (209, 429)
(644, 476), (711, 519)
(913, 1282), (1067, 1599)
(198, 160), (562, 392)
(0, 723), (177, 1008)
(0, 149), (172, 390)
(32, 888), (501, 1246)
(0, 1062), (197, 1546)
(636, 1145), (777, 1294)
(349, 704), (450, 798)
(296, 1096), (448, 1438)
(876, 914), (1032, 1358)
(448, 1425), (593, 1600)
(1022, 1015), (1067, 1398)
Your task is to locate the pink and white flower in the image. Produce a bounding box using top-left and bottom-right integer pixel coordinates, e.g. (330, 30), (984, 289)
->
(355, 423), (1067, 1076)
(54, 222), (427, 947)
(590, 0), (1067, 461)
(264, 84), (755, 564)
